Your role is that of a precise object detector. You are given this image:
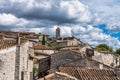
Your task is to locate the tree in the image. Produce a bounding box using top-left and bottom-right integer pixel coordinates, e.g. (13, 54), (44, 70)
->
(115, 48), (120, 55)
(54, 46), (62, 51)
(95, 44), (112, 52)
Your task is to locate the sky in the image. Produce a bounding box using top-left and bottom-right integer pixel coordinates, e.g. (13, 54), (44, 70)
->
(0, 0), (120, 49)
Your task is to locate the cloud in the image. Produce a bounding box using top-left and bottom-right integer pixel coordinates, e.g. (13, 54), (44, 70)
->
(0, 13), (28, 27)
(0, 0), (92, 24)
(19, 24), (120, 49)
(0, 0), (120, 49)
(81, 0), (120, 32)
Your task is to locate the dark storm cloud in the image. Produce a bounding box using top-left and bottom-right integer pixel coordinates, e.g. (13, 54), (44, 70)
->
(0, 0), (92, 24)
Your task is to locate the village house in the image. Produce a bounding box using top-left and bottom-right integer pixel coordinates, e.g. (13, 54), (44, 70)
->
(0, 30), (49, 44)
(92, 51), (120, 67)
(0, 35), (34, 80)
(34, 45), (55, 55)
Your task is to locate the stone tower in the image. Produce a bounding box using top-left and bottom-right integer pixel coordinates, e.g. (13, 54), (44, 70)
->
(56, 27), (60, 39)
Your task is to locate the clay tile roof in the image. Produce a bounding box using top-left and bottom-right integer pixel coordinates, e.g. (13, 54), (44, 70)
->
(0, 39), (27, 50)
(0, 33), (16, 39)
(33, 45), (53, 50)
(0, 40), (16, 50)
(38, 72), (77, 80)
(59, 67), (120, 80)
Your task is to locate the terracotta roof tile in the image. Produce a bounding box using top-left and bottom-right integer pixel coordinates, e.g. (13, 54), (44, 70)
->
(34, 45), (53, 50)
(59, 67), (120, 80)
(0, 39), (27, 50)
(38, 72), (77, 80)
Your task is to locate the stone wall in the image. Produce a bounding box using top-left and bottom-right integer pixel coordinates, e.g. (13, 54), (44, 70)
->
(19, 41), (34, 80)
(0, 41), (34, 80)
(93, 51), (119, 67)
(49, 51), (83, 73)
(67, 38), (81, 46)
(85, 57), (113, 69)
(49, 50), (113, 73)
(35, 50), (55, 55)
(0, 46), (16, 80)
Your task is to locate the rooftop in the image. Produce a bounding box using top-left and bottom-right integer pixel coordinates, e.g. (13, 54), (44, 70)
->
(59, 66), (120, 80)
(0, 39), (27, 50)
(38, 72), (77, 80)
(33, 45), (54, 50)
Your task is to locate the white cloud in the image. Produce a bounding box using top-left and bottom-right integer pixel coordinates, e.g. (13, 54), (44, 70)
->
(0, 0), (93, 24)
(0, 13), (28, 27)
(81, 0), (120, 32)
(59, 0), (92, 23)
(0, 0), (120, 49)
(0, 13), (18, 25)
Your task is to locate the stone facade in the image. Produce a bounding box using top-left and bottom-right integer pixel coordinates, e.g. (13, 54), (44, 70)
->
(18, 42), (34, 80)
(51, 37), (83, 47)
(49, 50), (83, 73)
(93, 51), (119, 67)
(0, 46), (16, 80)
(0, 41), (34, 80)
(35, 50), (55, 55)
(48, 50), (113, 73)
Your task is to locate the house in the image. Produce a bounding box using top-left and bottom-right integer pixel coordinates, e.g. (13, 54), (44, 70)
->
(33, 45), (56, 79)
(33, 55), (51, 79)
(92, 51), (120, 67)
(56, 37), (83, 47)
(0, 35), (34, 80)
(0, 30), (49, 45)
(34, 45), (55, 55)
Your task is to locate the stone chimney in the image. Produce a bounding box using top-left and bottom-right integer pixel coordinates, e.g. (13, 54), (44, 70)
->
(16, 33), (20, 45)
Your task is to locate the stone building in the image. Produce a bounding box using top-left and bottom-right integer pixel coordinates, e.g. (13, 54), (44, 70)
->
(36, 50), (115, 80)
(48, 50), (112, 73)
(0, 37), (34, 80)
(92, 51), (120, 67)
(56, 37), (83, 47)
(34, 45), (55, 55)
(0, 30), (49, 44)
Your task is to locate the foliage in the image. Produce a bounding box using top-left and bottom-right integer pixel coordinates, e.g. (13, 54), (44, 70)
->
(95, 44), (112, 52)
(110, 62), (115, 67)
(115, 48), (120, 55)
(46, 42), (53, 47)
(54, 46), (62, 51)
(42, 35), (46, 45)
(33, 67), (39, 73)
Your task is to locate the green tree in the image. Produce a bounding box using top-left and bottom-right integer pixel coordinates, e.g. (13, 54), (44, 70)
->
(115, 48), (120, 55)
(96, 44), (112, 52)
(54, 46), (62, 51)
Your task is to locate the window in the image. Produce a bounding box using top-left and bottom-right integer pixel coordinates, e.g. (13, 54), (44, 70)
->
(21, 71), (24, 80)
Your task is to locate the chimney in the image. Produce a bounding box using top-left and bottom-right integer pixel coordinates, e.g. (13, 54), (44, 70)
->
(16, 33), (20, 45)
